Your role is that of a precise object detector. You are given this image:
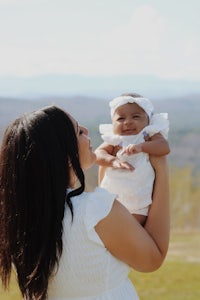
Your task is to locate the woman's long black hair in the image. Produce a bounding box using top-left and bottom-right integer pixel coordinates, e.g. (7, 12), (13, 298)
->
(0, 105), (85, 300)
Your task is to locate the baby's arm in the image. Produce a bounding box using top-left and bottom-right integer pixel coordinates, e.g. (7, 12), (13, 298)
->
(121, 132), (170, 156)
(95, 142), (134, 170)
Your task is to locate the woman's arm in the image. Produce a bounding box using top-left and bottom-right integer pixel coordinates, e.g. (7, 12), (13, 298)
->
(98, 166), (107, 185)
(95, 155), (170, 272)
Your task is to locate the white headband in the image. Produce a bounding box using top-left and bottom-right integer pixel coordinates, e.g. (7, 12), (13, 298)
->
(109, 96), (154, 119)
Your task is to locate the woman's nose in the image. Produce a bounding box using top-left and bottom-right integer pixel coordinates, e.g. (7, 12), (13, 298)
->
(82, 126), (89, 135)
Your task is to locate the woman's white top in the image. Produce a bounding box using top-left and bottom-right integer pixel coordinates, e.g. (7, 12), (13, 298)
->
(48, 187), (139, 300)
(99, 113), (169, 214)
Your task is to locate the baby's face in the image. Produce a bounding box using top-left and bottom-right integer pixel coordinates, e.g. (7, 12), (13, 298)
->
(112, 102), (149, 135)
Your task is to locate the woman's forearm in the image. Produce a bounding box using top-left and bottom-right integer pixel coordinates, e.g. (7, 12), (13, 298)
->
(144, 156), (170, 260)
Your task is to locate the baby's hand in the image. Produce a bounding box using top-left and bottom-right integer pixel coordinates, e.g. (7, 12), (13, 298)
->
(111, 158), (134, 171)
(120, 143), (142, 156)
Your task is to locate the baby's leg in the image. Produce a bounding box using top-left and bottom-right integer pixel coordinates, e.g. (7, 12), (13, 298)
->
(132, 214), (147, 226)
(131, 205), (149, 225)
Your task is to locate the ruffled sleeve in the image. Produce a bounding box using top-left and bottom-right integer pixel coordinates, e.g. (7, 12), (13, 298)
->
(143, 113), (169, 139)
(84, 187), (116, 246)
(99, 124), (121, 145)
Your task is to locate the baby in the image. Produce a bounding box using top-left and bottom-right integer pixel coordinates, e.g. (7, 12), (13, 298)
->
(95, 93), (170, 225)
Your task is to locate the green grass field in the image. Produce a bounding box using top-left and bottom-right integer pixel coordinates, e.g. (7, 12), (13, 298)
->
(129, 231), (200, 300)
(1, 231), (200, 300)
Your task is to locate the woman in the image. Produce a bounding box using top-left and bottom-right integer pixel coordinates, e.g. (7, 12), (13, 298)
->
(0, 105), (170, 300)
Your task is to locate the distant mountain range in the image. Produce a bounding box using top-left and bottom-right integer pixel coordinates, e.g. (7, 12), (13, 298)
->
(0, 74), (200, 99)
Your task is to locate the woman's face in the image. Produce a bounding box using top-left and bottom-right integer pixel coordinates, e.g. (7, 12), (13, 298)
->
(70, 115), (96, 170)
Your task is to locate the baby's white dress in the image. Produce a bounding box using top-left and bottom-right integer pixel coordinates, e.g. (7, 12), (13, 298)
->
(48, 187), (139, 300)
(99, 113), (169, 215)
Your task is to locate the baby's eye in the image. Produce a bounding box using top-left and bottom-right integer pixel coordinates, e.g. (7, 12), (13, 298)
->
(132, 115), (140, 119)
(117, 117), (124, 121)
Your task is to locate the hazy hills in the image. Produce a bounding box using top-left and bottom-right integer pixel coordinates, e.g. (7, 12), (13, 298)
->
(0, 95), (200, 172)
(1, 74), (200, 99)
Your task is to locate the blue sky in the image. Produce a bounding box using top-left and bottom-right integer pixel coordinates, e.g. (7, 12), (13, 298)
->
(0, 0), (200, 80)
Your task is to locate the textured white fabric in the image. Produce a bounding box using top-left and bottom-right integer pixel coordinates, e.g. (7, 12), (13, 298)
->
(100, 113), (169, 214)
(48, 187), (139, 300)
(109, 95), (154, 119)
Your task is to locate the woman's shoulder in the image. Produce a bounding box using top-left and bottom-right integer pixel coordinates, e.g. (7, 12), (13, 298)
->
(86, 187), (116, 212)
(69, 188), (116, 246)
(70, 187), (116, 219)
(83, 187), (116, 229)
(71, 187), (115, 201)
(89, 187), (116, 198)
